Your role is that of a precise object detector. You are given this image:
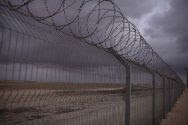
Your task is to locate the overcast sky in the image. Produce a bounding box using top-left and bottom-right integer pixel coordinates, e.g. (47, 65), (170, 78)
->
(1, 0), (187, 83)
(114, 0), (188, 83)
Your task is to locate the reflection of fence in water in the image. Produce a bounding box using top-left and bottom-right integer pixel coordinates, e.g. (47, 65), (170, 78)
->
(0, 0), (185, 125)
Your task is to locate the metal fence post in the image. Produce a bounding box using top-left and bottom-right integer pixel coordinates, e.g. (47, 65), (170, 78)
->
(171, 81), (174, 106)
(187, 69), (188, 88)
(162, 77), (166, 118)
(168, 79), (171, 111)
(107, 48), (131, 125)
(171, 80), (174, 108)
(125, 64), (131, 125)
(152, 73), (156, 125)
(185, 68), (188, 88)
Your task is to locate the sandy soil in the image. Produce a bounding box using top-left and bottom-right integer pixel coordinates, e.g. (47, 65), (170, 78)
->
(160, 89), (188, 125)
(0, 81), (164, 125)
(0, 82), (125, 125)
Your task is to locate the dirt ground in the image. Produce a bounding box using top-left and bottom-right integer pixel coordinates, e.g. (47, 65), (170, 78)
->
(0, 81), (126, 125)
(160, 89), (188, 125)
(0, 81), (159, 125)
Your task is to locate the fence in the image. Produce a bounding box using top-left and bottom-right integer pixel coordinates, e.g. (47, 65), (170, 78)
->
(0, 0), (185, 125)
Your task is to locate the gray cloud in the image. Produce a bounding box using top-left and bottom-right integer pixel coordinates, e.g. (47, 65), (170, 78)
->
(114, 0), (188, 83)
(145, 0), (188, 74)
(1, 0), (187, 83)
(114, 0), (155, 18)
(147, 0), (188, 52)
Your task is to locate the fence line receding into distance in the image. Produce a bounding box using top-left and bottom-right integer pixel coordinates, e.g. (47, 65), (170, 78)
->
(0, 1), (185, 125)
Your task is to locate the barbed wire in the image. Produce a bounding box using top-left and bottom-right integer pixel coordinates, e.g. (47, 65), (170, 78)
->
(0, 0), (182, 82)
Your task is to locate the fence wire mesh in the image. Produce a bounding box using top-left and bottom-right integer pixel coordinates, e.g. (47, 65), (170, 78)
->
(0, 0), (185, 125)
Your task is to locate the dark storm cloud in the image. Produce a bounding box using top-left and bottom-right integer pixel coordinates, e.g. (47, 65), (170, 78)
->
(146, 1), (188, 58)
(1, 0), (187, 82)
(147, 0), (188, 52)
(114, 0), (155, 18)
(114, 0), (188, 82)
(144, 0), (188, 82)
